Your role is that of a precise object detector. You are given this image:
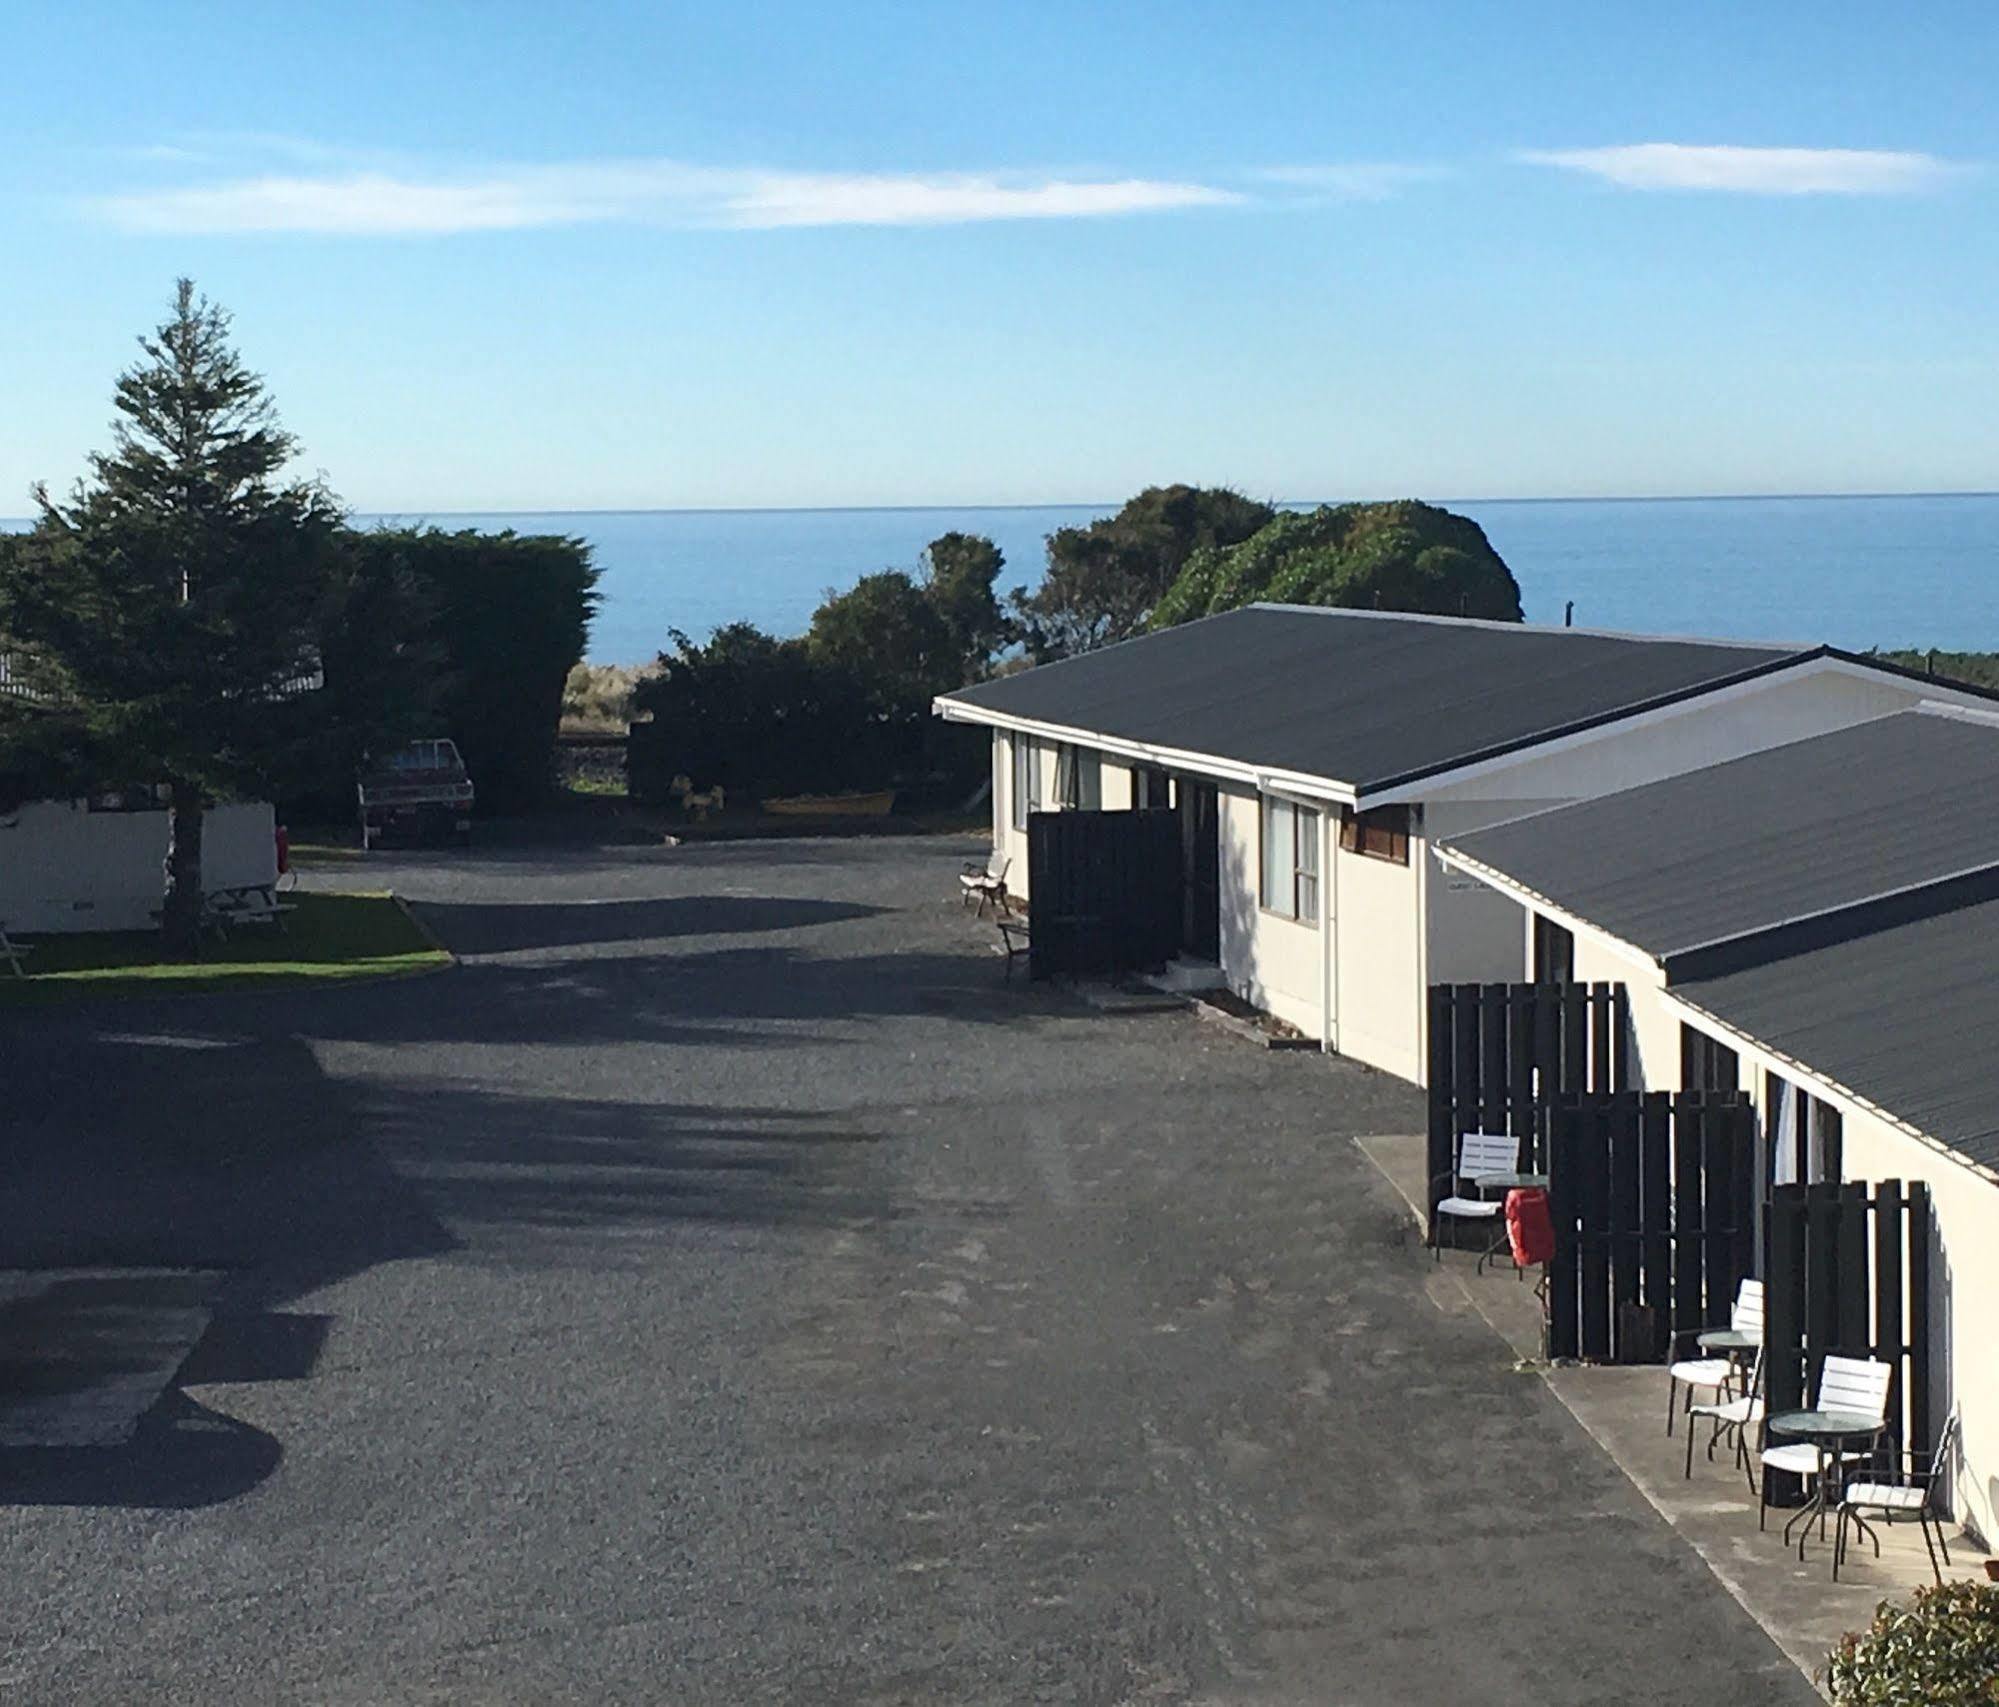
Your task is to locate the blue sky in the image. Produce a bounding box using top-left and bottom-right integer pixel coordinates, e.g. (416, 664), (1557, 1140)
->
(3, 1), (1994, 511)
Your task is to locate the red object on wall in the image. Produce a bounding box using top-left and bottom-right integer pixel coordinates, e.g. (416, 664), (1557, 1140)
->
(1506, 1187), (1555, 1270)
(275, 824), (290, 876)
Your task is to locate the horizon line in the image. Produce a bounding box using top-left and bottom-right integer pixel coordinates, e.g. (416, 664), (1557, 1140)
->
(5, 488), (1997, 527)
(342, 487), (1999, 519)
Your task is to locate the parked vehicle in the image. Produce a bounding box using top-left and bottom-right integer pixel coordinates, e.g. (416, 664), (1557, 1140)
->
(358, 739), (475, 850)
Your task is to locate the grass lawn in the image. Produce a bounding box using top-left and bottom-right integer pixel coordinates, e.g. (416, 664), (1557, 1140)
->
(0, 891), (451, 1004)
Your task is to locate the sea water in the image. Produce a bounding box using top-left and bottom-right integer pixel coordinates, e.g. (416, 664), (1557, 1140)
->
(362, 492), (1999, 663)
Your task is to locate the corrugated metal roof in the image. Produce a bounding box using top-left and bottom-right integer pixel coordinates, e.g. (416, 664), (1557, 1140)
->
(1441, 711), (1999, 960)
(940, 606), (1805, 794)
(1676, 893), (1999, 1176)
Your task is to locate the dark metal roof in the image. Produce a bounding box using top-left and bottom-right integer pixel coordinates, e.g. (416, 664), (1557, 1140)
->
(940, 606), (1806, 795)
(1676, 892), (1999, 1175)
(1442, 712), (1999, 962)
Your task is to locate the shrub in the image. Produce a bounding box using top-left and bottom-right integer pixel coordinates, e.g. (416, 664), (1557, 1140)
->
(1825, 1581), (1999, 1704)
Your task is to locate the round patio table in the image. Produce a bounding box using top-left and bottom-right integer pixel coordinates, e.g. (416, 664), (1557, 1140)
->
(1767, 1409), (1886, 1557)
(1474, 1171), (1549, 1191)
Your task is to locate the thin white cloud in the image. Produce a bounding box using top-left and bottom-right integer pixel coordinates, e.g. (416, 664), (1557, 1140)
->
(1517, 143), (1958, 195)
(89, 158), (1241, 235)
(1249, 162), (1448, 201)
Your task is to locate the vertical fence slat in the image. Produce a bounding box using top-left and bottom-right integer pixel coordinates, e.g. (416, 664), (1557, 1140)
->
(1611, 984), (1631, 1093)
(1907, 1183), (1934, 1461)
(1700, 1096), (1736, 1328)
(1640, 1091), (1672, 1319)
(1480, 982), (1508, 1146)
(1560, 990), (1587, 1095)
(1546, 1098), (1579, 1359)
(1452, 985), (1481, 1171)
(1579, 1100), (1612, 1360)
(1672, 1091), (1704, 1352)
(1425, 987), (1454, 1243)
(1589, 983), (1613, 1094)
(1804, 1183), (1841, 1394)
(1873, 1178), (1905, 1457)
(1767, 1186), (1807, 1414)
(1507, 989), (1535, 1167)
(1607, 1095), (1641, 1357)
(1836, 1181), (1871, 1358)
(1728, 1099), (1757, 1296)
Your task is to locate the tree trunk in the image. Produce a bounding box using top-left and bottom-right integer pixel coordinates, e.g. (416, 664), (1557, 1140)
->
(162, 777), (206, 957)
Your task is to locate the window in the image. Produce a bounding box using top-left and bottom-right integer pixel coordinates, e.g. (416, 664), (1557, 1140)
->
(1766, 1071), (1843, 1186)
(1532, 916), (1575, 985)
(1133, 767), (1173, 810)
(1680, 1023), (1738, 1093)
(1260, 795), (1321, 924)
(1011, 737), (1034, 831)
(1341, 804), (1410, 864)
(1047, 744), (1099, 811)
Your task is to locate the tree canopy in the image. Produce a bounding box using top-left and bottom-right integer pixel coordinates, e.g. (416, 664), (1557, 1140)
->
(0, 280), (343, 948)
(1011, 484), (1275, 660)
(1149, 500), (1523, 629)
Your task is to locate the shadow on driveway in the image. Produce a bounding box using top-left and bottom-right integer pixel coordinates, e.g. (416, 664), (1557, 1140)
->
(416, 894), (884, 955)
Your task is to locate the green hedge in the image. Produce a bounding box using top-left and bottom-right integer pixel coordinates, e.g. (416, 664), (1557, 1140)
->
(321, 527), (599, 815)
(1826, 1581), (1999, 1704)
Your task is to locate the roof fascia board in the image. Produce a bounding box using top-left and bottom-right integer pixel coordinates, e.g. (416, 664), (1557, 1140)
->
(1660, 987), (1999, 1190)
(933, 698), (1359, 804)
(1356, 648), (1829, 806)
(1430, 843), (1663, 975)
(1662, 860), (1999, 984)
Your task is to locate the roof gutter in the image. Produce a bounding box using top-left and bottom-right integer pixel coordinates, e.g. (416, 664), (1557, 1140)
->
(934, 695), (1358, 805)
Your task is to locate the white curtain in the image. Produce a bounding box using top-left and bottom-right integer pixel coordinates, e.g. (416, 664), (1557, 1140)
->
(1770, 1075), (1799, 1187)
(1262, 797), (1294, 914)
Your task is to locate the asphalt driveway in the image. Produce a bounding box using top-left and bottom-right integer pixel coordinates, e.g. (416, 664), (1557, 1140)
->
(0, 835), (1815, 1704)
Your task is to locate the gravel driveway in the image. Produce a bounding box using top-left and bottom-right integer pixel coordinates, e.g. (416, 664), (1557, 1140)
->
(0, 834), (1814, 1704)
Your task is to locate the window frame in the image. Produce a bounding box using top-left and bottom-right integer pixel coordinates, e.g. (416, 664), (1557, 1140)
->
(1260, 794), (1321, 926)
(1011, 737), (1034, 831)
(1341, 804), (1411, 865)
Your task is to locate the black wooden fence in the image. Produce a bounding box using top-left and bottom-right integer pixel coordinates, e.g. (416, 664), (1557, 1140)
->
(1766, 1180), (1934, 1462)
(1543, 1091), (1757, 1363)
(1425, 981), (1627, 1227)
(1026, 808), (1182, 980)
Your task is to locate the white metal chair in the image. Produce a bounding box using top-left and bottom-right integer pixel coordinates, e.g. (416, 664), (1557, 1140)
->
(1684, 1347), (1764, 1484)
(0, 921), (29, 978)
(1758, 1353), (1893, 1547)
(1836, 1411), (1960, 1584)
(959, 851), (1011, 917)
(1665, 1279), (1763, 1436)
(1431, 1131), (1523, 1272)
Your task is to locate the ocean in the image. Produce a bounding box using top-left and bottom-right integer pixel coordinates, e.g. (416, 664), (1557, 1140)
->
(12, 494), (1997, 663)
(362, 492), (1999, 663)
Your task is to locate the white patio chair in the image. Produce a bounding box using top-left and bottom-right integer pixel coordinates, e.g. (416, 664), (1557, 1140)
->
(1684, 1347), (1764, 1485)
(1836, 1412), (1960, 1584)
(0, 921), (29, 979)
(1665, 1278), (1763, 1437)
(1758, 1353), (1893, 1543)
(1431, 1130), (1523, 1272)
(958, 850), (1011, 917)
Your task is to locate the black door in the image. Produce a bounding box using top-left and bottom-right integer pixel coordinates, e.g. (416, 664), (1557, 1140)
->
(1179, 781), (1220, 961)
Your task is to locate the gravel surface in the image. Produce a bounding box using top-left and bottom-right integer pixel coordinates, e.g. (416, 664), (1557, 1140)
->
(0, 835), (1815, 1704)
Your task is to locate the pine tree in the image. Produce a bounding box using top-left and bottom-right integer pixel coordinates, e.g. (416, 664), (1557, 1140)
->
(0, 280), (342, 953)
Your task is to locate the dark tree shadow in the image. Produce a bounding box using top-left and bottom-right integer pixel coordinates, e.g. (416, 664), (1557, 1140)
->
(0, 1390), (282, 1510)
(415, 894), (884, 955)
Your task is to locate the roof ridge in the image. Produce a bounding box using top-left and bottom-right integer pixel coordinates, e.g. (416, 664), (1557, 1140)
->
(1246, 601), (1812, 652)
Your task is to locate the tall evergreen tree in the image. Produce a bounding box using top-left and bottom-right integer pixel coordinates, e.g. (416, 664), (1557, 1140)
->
(0, 280), (342, 952)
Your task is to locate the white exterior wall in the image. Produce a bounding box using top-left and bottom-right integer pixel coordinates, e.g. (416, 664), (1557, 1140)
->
(992, 731), (1032, 901)
(1333, 831), (1425, 1082)
(1424, 800), (1536, 987)
(1100, 764), (1135, 811)
(1217, 788), (1323, 1038)
(0, 799), (278, 934)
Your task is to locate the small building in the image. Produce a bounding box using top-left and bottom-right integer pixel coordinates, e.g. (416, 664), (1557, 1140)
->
(1434, 706), (1999, 1546)
(936, 606), (1991, 1082)
(0, 794), (278, 934)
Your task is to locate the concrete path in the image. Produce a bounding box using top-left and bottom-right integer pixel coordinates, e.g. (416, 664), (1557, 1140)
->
(0, 837), (1818, 1704)
(1358, 1131), (1993, 1692)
